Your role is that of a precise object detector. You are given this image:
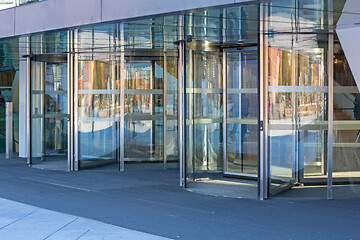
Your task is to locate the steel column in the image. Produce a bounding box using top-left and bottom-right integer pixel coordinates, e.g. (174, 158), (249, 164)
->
(120, 22), (125, 172)
(74, 29), (79, 171)
(163, 18), (168, 169)
(259, 3), (269, 200)
(67, 30), (74, 171)
(178, 15), (186, 187)
(327, 0), (334, 200)
(222, 8), (228, 173)
(26, 36), (31, 165)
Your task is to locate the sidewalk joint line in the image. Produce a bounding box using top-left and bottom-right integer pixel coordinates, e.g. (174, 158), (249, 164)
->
(76, 229), (90, 240)
(0, 209), (39, 230)
(43, 217), (79, 240)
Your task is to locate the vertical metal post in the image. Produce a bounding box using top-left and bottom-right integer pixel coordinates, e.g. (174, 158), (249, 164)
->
(259, 3), (269, 200)
(188, 49), (193, 180)
(150, 61), (154, 158)
(26, 36), (32, 165)
(178, 15), (186, 187)
(74, 29), (79, 171)
(327, 0), (334, 200)
(67, 30), (73, 171)
(41, 35), (45, 161)
(222, 8), (228, 173)
(6, 102), (13, 159)
(120, 22), (125, 172)
(163, 18), (168, 169)
(291, 43), (298, 181)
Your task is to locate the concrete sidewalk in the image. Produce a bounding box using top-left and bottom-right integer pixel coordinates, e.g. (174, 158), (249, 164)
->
(1, 155), (360, 240)
(0, 198), (170, 240)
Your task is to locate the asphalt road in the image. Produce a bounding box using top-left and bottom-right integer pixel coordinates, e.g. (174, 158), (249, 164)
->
(0, 155), (359, 240)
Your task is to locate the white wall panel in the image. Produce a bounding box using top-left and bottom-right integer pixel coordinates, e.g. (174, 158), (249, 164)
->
(101, 0), (235, 22)
(337, 26), (360, 91)
(14, 0), (101, 36)
(0, 8), (15, 37)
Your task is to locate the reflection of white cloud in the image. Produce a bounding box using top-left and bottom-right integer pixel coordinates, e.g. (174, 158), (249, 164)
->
(269, 14), (321, 55)
(270, 114), (322, 137)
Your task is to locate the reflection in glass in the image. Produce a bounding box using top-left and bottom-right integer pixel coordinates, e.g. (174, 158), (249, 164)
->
(31, 61), (68, 166)
(333, 34), (360, 198)
(186, 50), (223, 181)
(78, 61), (118, 168)
(226, 49), (258, 176)
(267, 32), (328, 198)
(124, 59), (164, 161)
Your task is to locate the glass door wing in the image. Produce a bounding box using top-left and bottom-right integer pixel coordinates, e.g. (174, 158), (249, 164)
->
(224, 46), (259, 177)
(30, 57), (69, 170)
(77, 59), (119, 170)
(185, 43), (224, 183)
(267, 38), (329, 197)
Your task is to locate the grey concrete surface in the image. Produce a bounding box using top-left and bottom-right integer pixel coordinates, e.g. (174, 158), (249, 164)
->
(0, 198), (169, 240)
(0, 154), (360, 240)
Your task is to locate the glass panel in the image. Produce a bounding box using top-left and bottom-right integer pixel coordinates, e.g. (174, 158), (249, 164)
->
(185, 9), (224, 42)
(226, 48), (258, 176)
(226, 5), (259, 43)
(267, 32), (328, 198)
(165, 57), (178, 164)
(333, 34), (360, 198)
(31, 61), (44, 162)
(186, 50), (223, 182)
(77, 60), (119, 169)
(77, 24), (119, 170)
(0, 37), (20, 153)
(44, 63), (68, 156)
(31, 60), (68, 168)
(124, 58), (164, 163)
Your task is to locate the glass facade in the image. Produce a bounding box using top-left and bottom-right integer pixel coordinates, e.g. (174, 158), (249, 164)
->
(333, 34), (360, 198)
(0, 0), (356, 199)
(0, 38), (19, 154)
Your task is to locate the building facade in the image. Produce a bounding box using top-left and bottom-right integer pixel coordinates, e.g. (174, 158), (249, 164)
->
(0, 0), (360, 200)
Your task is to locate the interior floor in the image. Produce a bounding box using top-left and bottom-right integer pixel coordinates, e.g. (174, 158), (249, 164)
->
(273, 184), (360, 200)
(187, 177), (258, 199)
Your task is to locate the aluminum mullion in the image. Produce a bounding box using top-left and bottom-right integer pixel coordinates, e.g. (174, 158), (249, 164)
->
(74, 29), (79, 171)
(178, 15), (185, 187)
(150, 61), (155, 158)
(41, 35), (45, 161)
(259, 3), (269, 200)
(222, 8), (227, 173)
(327, 0), (334, 200)
(163, 21), (168, 169)
(26, 36), (31, 165)
(291, 41), (298, 182)
(67, 30), (72, 171)
(120, 22), (125, 172)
